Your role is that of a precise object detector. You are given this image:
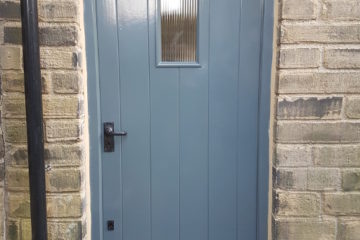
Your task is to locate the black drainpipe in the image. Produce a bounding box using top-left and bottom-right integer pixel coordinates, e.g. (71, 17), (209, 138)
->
(20, 0), (48, 239)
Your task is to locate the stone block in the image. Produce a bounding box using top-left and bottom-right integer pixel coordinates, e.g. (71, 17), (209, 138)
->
(275, 218), (336, 240)
(323, 193), (360, 215)
(278, 72), (360, 94)
(313, 145), (360, 167)
(4, 121), (27, 143)
(277, 96), (342, 120)
(8, 193), (82, 218)
(342, 170), (360, 191)
(52, 72), (81, 93)
(338, 219), (360, 240)
(4, 26), (78, 46)
(322, 0), (360, 20)
(279, 48), (320, 69)
(39, 2), (78, 22)
(275, 168), (307, 190)
(281, 24), (360, 43)
(0, 46), (22, 70)
(40, 48), (79, 69)
(7, 168), (81, 192)
(7, 144), (83, 166)
(45, 120), (82, 142)
(0, 1), (20, 20)
(307, 168), (340, 191)
(345, 97), (360, 119)
(275, 192), (320, 216)
(282, 0), (316, 20)
(275, 144), (312, 167)
(277, 122), (360, 143)
(21, 220), (82, 240)
(324, 49), (360, 69)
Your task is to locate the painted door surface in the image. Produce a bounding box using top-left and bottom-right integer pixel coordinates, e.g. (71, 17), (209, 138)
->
(86, 0), (272, 239)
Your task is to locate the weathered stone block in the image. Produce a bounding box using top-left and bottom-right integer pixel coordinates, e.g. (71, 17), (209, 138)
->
(322, 0), (360, 20)
(275, 192), (320, 216)
(282, 0), (316, 20)
(43, 95), (83, 118)
(7, 168), (81, 192)
(281, 24), (360, 43)
(345, 97), (360, 119)
(47, 194), (82, 218)
(2, 94), (25, 118)
(0, 72), (24, 93)
(39, 2), (78, 22)
(275, 218), (336, 240)
(4, 121), (27, 143)
(6, 168), (28, 190)
(342, 170), (360, 191)
(4, 26), (78, 46)
(45, 120), (82, 142)
(313, 145), (360, 167)
(44, 144), (83, 166)
(275, 144), (312, 167)
(279, 48), (320, 69)
(7, 220), (19, 240)
(8, 192), (30, 218)
(307, 168), (340, 191)
(8, 193), (82, 218)
(0, 1), (20, 20)
(277, 122), (360, 143)
(277, 96), (342, 120)
(0, 71), (49, 93)
(40, 48), (78, 69)
(324, 49), (360, 69)
(7, 144), (83, 166)
(278, 72), (360, 94)
(275, 168), (307, 190)
(21, 220), (82, 240)
(323, 193), (360, 215)
(338, 219), (360, 240)
(52, 72), (81, 93)
(0, 46), (22, 70)
(46, 169), (81, 192)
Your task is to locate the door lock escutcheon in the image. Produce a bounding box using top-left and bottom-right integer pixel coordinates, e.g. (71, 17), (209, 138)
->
(104, 122), (127, 152)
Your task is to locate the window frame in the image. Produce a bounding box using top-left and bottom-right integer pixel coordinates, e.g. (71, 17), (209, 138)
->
(156, 0), (201, 68)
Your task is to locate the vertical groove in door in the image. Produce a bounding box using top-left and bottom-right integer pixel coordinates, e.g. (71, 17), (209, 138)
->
(146, 0), (152, 239)
(178, 68), (181, 240)
(236, 1), (243, 240)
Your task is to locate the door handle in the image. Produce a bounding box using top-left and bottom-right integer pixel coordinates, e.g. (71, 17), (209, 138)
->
(104, 122), (127, 152)
(104, 125), (127, 136)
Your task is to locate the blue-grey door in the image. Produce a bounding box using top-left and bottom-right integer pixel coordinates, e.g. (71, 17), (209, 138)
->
(85, 0), (273, 239)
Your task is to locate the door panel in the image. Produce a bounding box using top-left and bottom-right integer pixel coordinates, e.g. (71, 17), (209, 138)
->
(89, 0), (272, 239)
(118, 0), (151, 239)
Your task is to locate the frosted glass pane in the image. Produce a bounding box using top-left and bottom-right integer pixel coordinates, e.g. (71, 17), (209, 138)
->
(161, 0), (198, 62)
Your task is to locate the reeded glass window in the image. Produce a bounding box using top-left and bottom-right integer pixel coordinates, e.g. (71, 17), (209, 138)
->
(160, 0), (198, 62)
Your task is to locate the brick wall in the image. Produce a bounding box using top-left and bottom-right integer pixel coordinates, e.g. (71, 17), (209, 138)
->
(0, 0), (86, 239)
(274, 0), (360, 239)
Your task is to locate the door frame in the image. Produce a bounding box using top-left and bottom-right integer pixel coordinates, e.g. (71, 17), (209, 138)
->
(84, 0), (274, 239)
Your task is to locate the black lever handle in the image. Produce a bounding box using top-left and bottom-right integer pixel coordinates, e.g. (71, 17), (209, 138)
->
(104, 122), (127, 152)
(104, 126), (127, 136)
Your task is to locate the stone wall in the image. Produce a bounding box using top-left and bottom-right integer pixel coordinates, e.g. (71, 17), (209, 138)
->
(274, 0), (360, 239)
(0, 0), (86, 239)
